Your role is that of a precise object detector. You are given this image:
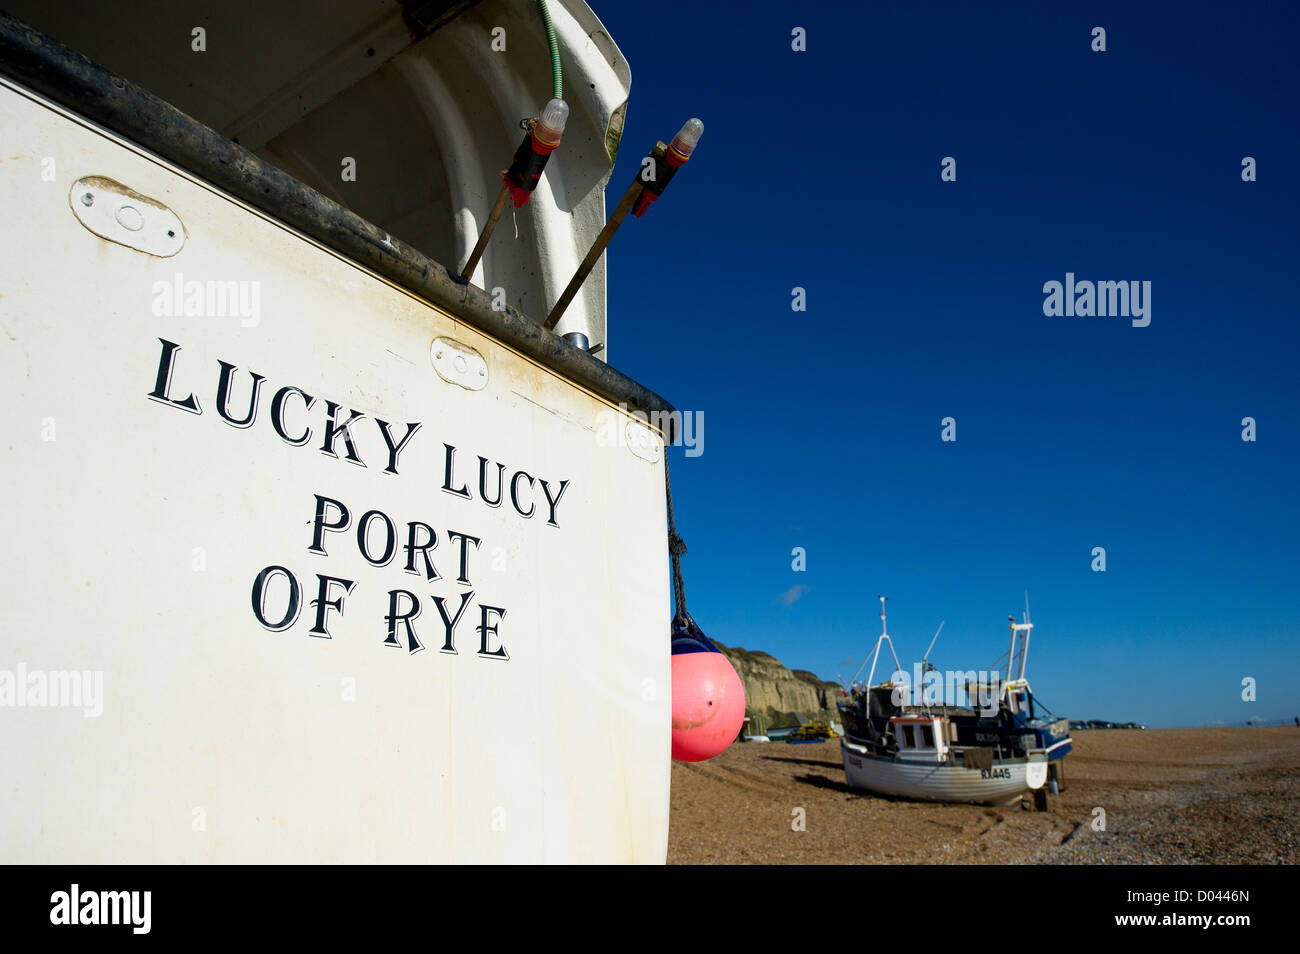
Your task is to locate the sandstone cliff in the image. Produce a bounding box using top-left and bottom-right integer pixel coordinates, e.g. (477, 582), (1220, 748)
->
(713, 641), (842, 730)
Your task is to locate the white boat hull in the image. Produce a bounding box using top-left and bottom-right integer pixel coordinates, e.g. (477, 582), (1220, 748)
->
(841, 739), (1047, 805)
(0, 77), (671, 863)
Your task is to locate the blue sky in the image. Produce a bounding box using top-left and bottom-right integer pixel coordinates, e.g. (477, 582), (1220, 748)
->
(594, 1), (1300, 727)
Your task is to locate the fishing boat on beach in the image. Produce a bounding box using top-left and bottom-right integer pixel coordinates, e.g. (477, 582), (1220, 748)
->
(837, 597), (1071, 807)
(0, 0), (710, 863)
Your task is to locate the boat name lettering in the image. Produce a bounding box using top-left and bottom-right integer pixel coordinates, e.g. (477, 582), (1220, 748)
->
(146, 337), (572, 526)
(247, 492), (512, 659)
(141, 337), (584, 662)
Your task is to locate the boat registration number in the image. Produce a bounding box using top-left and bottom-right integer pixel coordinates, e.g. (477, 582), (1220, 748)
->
(981, 768), (1012, 779)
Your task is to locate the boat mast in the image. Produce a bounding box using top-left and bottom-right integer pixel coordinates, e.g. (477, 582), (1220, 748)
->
(1006, 615), (1018, 685)
(1018, 592), (1032, 682)
(1017, 621), (1032, 681)
(861, 594), (904, 695)
(1004, 602), (1034, 713)
(921, 620), (944, 673)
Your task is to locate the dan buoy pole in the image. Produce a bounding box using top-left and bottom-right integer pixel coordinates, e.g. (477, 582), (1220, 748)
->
(545, 118), (703, 331)
(461, 98), (570, 281)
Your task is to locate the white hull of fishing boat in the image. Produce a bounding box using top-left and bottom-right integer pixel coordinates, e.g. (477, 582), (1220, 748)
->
(840, 738), (1047, 805)
(0, 62), (670, 864)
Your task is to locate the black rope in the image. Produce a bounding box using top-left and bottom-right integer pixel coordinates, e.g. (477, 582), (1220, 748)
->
(664, 454), (688, 628)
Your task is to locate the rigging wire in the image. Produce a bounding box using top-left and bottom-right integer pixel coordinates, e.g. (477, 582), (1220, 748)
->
(664, 454), (689, 629)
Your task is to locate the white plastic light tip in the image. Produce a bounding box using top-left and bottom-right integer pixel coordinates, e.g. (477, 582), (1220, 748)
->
(536, 98), (570, 142)
(668, 118), (704, 158)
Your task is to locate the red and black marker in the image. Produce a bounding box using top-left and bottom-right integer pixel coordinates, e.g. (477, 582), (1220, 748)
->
(545, 118), (704, 331)
(462, 98), (570, 279)
(504, 98), (569, 208)
(632, 118), (704, 217)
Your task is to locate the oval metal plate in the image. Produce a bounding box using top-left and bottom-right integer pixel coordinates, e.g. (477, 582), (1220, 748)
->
(431, 337), (488, 390)
(69, 176), (185, 257)
(625, 418), (663, 463)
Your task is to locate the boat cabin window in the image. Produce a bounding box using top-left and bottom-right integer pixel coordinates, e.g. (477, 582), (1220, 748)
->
(896, 722), (939, 749)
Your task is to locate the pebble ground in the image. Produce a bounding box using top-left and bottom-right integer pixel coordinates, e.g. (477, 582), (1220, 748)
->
(667, 727), (1299, 864)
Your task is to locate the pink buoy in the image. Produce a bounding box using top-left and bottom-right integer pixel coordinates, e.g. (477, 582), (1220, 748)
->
(670, 614), (745, 762)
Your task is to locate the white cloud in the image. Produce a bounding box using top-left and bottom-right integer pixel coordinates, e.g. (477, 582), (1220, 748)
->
(777, 584), (810, 607)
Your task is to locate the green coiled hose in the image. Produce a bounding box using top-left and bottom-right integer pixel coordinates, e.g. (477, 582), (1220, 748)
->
(534, 0), (562, 100)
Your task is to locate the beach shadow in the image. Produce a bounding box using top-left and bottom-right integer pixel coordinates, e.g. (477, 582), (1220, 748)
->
(793, 773), (857, 795)
(760, 756), (843, 771)
(789, 773), (920, 804)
